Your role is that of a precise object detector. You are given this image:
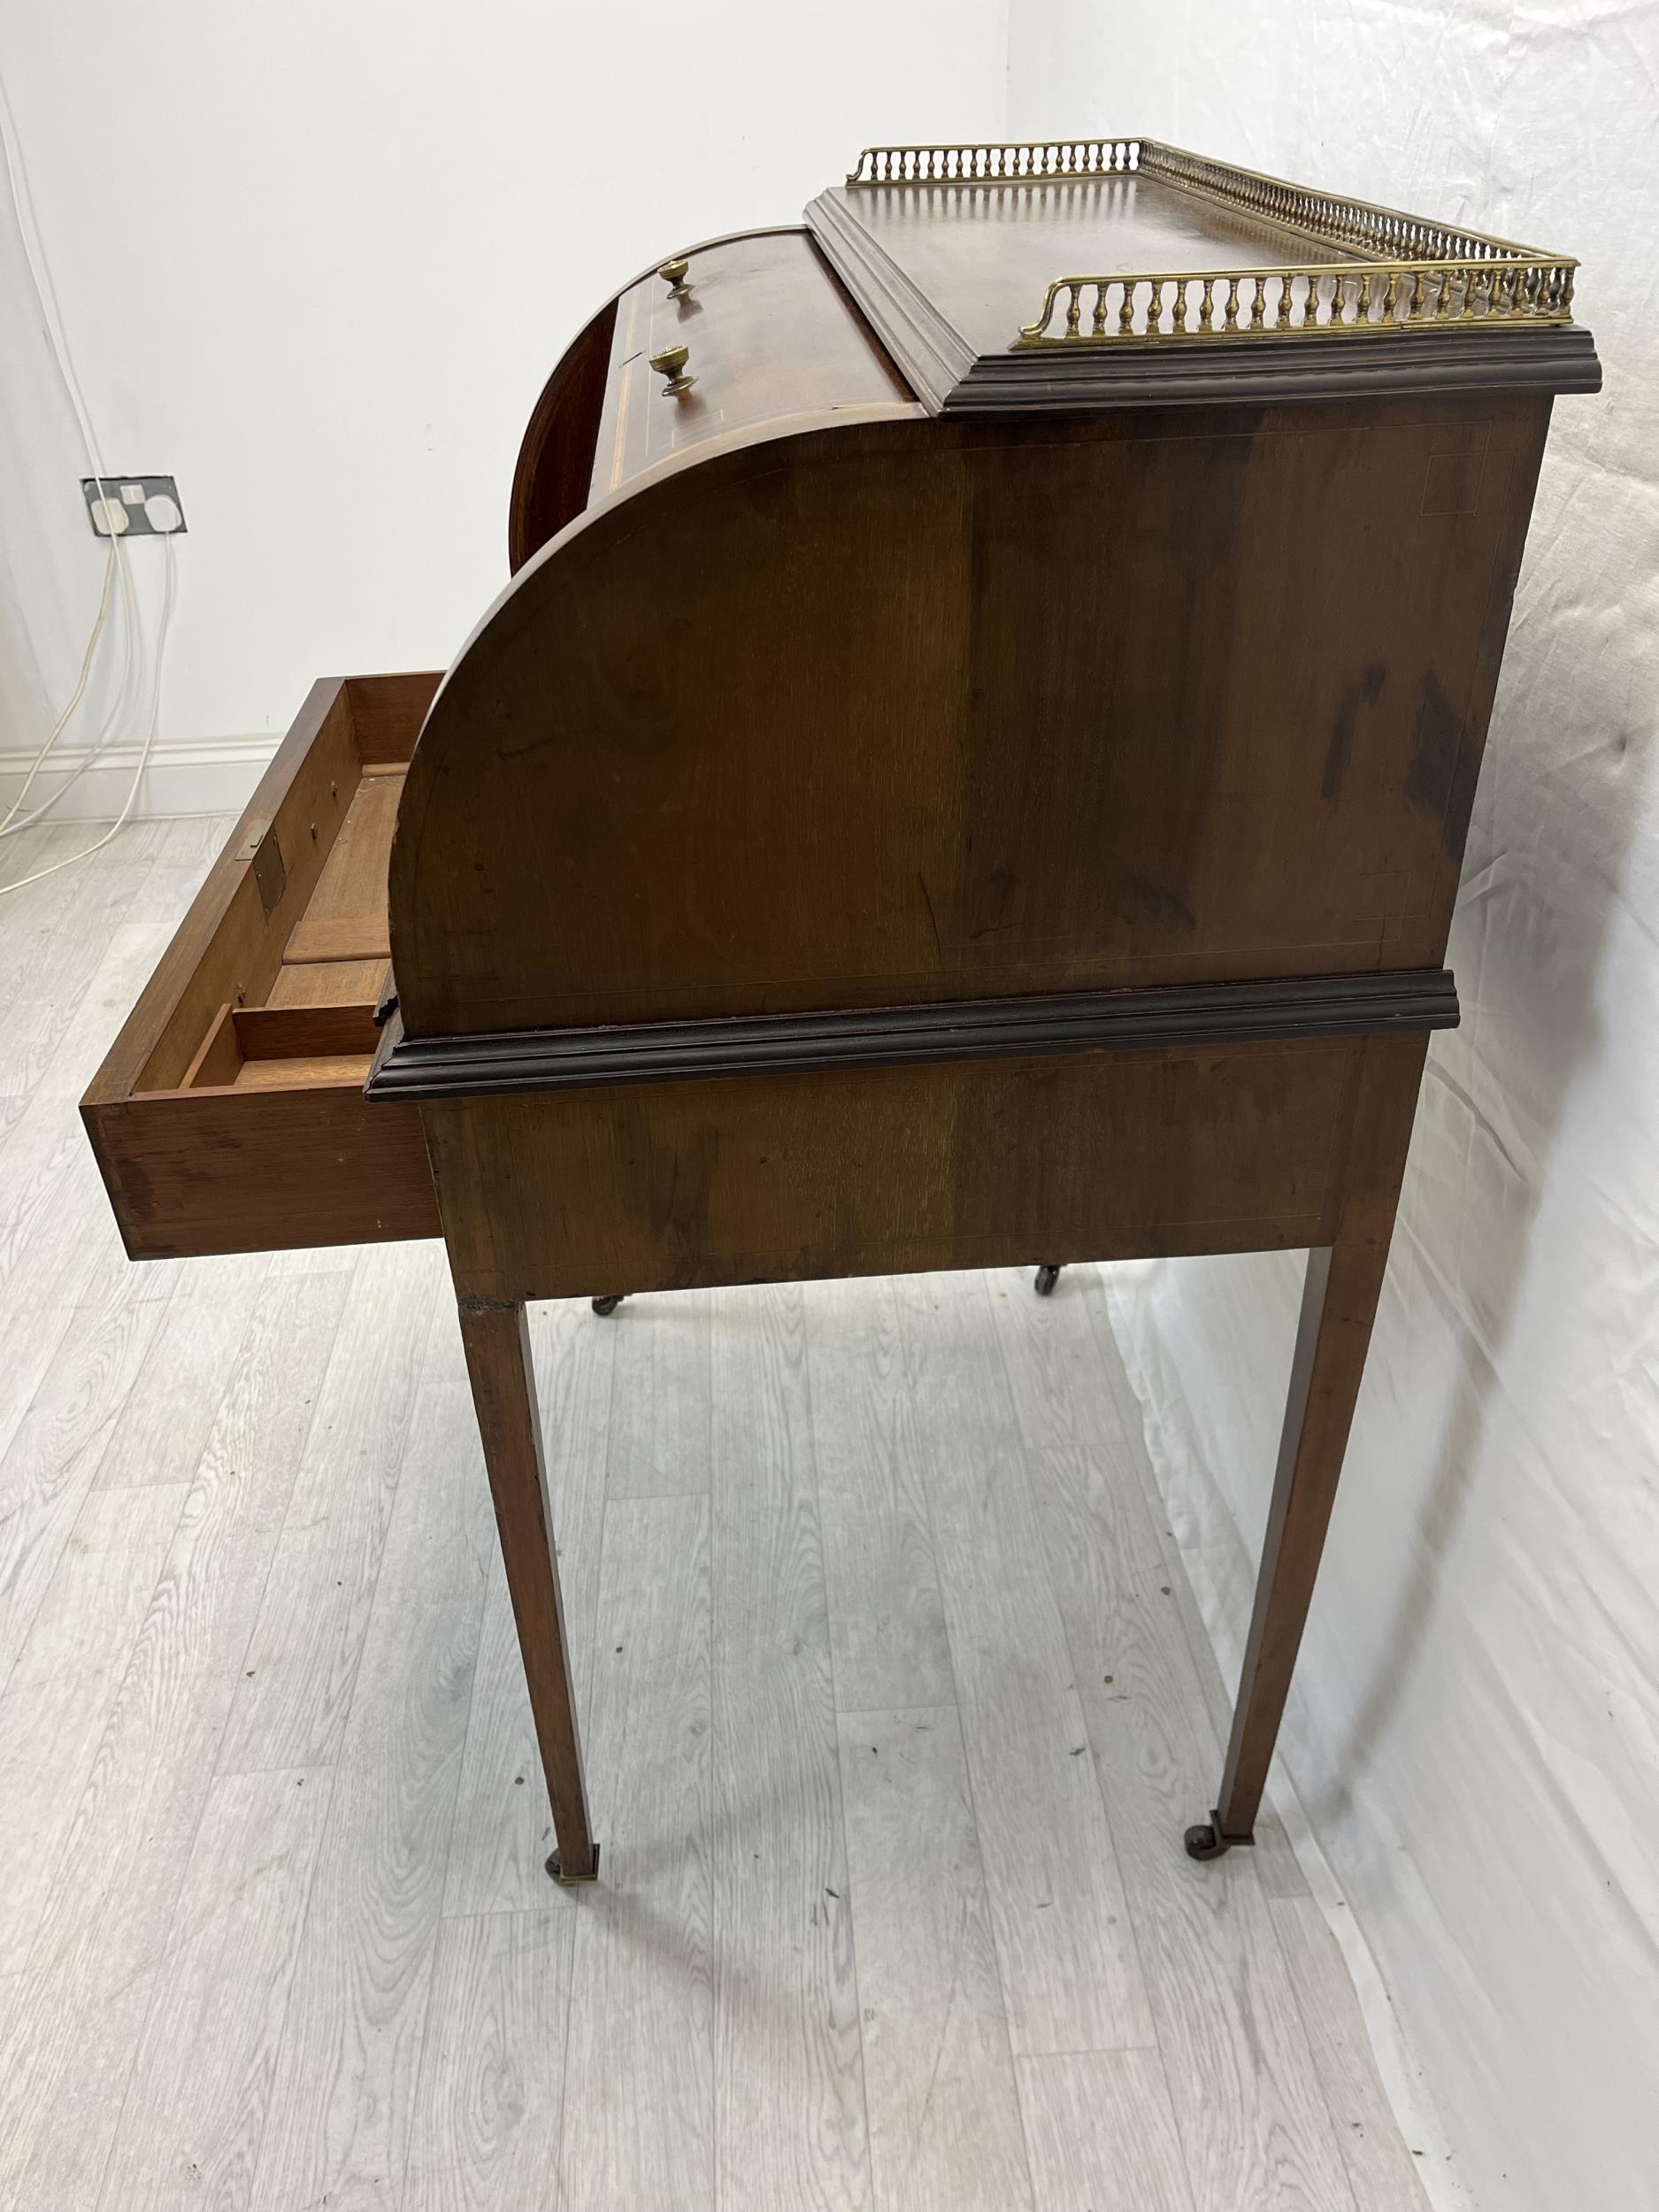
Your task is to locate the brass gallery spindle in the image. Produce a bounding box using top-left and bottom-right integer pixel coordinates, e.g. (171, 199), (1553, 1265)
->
(988, 136), (1579, 348)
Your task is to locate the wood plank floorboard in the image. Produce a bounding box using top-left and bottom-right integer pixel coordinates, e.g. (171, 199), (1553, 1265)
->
(0, 1258), (352, 2212)
(0, 1482), (188, 1975)
(403, 1910), (576, 2212)
(0, 1258), (178, 1689)
(215, 1240), (445, 1773)
(95, 1765), (334, 2212)
(1270, 1897), (1433, 2212)
(561, 1494), (715, 2210)
(91, 1250), (275, 1490)
(709, 1282), (871, 2212)
(837, 1703), (1033, 2212)
(988, 1271), (1360, 2212)
(805, 1274), (953, 1712)
(244, 1283), (490, 2212)
(604, 1286), (715, 1497)
(0, 899), (191, 1471)
(893, 1270), (1155, 2062)
(0, 818), (170, 1150)
(1073, 1265), (1311, 1901)
(0, 822), (118, 1038)
(1018, 2048), (1196, 2212)
(0, 823), (1445, 2212)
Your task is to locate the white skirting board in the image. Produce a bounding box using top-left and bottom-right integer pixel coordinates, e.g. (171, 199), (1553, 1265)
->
(0, 730), (277, 822)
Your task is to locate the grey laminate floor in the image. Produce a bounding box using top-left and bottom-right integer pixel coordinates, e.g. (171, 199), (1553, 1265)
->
(0, 818), (1432, 2212)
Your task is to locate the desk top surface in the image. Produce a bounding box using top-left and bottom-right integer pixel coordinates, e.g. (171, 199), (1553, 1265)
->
(805, 138), (1596, 411)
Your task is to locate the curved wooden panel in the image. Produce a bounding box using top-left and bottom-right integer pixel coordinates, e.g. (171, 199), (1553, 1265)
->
(506, 226), (856, 572)
(508, 296), (617, 572)
(585, 232), (912, 510)
(396, 395), (1547, 1043)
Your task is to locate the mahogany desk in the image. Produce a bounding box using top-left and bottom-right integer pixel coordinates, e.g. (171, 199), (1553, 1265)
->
(83, 139), (1598, 1883)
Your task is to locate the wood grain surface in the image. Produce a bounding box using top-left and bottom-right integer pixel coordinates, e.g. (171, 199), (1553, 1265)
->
(216, 1243), (443, 1773)
(394, 400), (1546, 1039)
(1018, 2050), (1196, 2212)
(442, 1300), (615, 1917)
(419, 1037), (1356, 1304)
(0, 1249), (353, 2212)
(403, 1911), (575, 2212)
(243, 1280), (491, 2212)
(561, 1494), (714, 2209)
(991, 1271), (1360, 2211)
(895, 1271), (1154, 2058)
(806, 1276), (952, 1711)
(708, 1284), (870, 2212)
(589, 230), (910, 505)
(455, 1295), (596, 1881)
(837, 1705), (1032, 2212)
(96, 1766), (334, 2212)
(11, 822), (1445, 2212)
(282, 771), (402, 965)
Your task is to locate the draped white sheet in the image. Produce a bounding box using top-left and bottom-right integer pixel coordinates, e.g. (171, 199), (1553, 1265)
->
(1008, 10), (1659, 2206)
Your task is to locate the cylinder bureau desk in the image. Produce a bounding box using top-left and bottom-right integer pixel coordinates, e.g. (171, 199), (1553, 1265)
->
(82, 139), (1598, 1883)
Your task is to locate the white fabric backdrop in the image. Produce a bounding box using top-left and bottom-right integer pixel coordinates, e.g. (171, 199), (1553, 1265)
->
(1008, 10), (1659, 2209)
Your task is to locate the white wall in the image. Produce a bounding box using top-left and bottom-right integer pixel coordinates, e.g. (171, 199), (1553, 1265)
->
(1009, 12), (1659, 2212)
(0, 0), (1009, 789)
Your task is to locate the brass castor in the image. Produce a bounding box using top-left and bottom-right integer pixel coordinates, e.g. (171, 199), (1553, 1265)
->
(591, 1294), (625, 1317)
(546, 1845), (602, 1884)
(1033, 1264), (1062, 1297)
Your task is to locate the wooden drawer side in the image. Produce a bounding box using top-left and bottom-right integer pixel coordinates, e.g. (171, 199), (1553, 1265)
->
(81, 671), (442, 1261)
(83, 1085), (438, 1261)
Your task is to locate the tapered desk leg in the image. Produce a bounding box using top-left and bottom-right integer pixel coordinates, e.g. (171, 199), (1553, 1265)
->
(1186, 1033), (1425, 1863)
(457, 1294), (598, 1884)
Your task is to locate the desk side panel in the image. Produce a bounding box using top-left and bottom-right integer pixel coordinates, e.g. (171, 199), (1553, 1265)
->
(393, 397), (1549, 1041)
(421, 1037), (1360, 1302)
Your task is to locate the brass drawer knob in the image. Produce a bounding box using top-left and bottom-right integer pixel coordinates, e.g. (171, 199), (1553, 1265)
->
(649, 344), (695, 396)
(659, 257), (691, 297)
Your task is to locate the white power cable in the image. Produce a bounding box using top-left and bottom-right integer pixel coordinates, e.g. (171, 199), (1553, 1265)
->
(0, 60), (174, 893)
(1, 545), (140, 837)
(0, 532), (176, 893)
(0, 536), (116, 834)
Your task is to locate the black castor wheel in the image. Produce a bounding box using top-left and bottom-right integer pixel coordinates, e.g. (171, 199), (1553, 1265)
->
(1183, 1813), (1252, 1862)
(591, 1294), (625, 1317)
(1033, 1263), (1062, 1297)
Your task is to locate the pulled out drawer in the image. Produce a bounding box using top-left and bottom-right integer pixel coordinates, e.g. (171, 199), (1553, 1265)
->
(81, 672), (441, 1260)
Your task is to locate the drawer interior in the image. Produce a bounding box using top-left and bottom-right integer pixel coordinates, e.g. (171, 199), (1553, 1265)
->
(179, 1003), (380, 1093)
(82, 671), (442, 1259)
